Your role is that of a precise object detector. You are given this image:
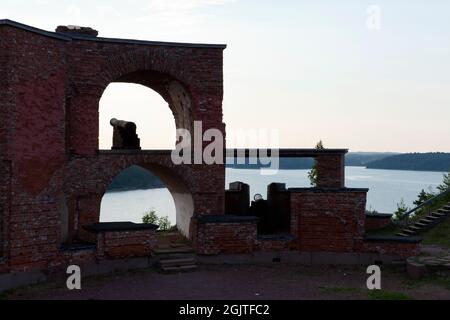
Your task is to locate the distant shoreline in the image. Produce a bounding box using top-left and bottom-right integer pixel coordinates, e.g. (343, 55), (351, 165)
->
(106, 187), (166, 193)
(226, 166), (448, 173)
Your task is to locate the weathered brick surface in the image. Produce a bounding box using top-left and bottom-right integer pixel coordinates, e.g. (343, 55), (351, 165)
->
(193, 219), (257, 255)
(256, 238), (299, 252)
(0, 21), (418, 276)
(363, 241), (420, 258)
(291, 189), (367, 252)
(316, 154), (345, 188)
(96, 230), (157, 259)
(0, 161), (11, 257)
(0, 22), (225, 273)
(365, 214), (393, 232)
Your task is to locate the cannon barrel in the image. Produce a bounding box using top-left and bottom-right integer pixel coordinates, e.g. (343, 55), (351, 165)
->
(110, 118), (136, 131)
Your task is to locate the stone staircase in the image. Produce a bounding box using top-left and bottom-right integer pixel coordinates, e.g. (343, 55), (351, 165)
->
(396, 202), (450, 237)
(153, 231), (197, 272)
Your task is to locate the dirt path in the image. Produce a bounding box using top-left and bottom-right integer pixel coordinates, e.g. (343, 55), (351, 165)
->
(4, 264), (450, 300)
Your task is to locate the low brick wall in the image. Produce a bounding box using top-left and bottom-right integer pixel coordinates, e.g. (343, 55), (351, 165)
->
(363, 235), (421, 258)
(0, 258), (8, 274)
(290, 188), (368, 252)
(97, 231), (157, 259)
(365, 214), (393, 232)
(57, 245), (97, 270)
(85, 222), (158, 259)
(193, 215), (258, 255)
(256, 235), (299, 252)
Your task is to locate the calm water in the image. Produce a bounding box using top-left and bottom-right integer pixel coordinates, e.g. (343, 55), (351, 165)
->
(100, 167), (446, 224)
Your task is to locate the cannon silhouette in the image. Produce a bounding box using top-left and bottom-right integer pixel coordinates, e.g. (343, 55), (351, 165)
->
(110, 118), (141, 150)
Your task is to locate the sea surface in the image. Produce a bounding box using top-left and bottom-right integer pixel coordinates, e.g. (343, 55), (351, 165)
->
(100, 167), (446, 224)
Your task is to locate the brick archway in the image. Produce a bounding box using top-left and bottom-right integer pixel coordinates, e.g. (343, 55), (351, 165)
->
(64, 152), (197, 241)
(0, 20), (226, 273)
(69, 49), (200, 154)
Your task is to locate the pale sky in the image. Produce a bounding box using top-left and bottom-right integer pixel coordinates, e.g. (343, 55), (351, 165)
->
(3, 0), (450, 152)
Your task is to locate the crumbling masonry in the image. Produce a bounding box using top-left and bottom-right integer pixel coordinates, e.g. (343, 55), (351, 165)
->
(0, 20), (419, 288)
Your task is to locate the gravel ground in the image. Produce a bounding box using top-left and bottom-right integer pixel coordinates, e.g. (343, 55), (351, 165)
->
(4, 264), (450, 300)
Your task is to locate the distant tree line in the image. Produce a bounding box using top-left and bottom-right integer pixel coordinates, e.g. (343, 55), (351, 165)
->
(366, 153), (450, 172)
(106, 165), (165, 192)
(108, 153), (450, 193)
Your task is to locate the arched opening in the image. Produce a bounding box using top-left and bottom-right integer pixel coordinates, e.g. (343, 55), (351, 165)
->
(99, 164), (194, 239)
(99, 83), (176, 150)
(96, 72), (196, 239)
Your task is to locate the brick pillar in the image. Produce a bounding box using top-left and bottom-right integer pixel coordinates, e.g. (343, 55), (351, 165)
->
(76, 194), (102, 243)
(291, 189), (367, 252)
(0, 160), (11, 258)
(316, 154), (345, 188)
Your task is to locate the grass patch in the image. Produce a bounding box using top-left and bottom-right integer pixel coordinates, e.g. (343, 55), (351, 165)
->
(410, 194), (450, 223)
(0, 279), (64, 300)
(421, 217), (450, 248)
(1, 267), (159, 299)
(319, 286), (414, 300)
(319, 286), (364, 295)
(403, 274), (450, 291)
(367, 290), (413, 300)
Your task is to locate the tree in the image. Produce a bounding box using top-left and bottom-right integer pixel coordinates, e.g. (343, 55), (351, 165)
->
(308, 140), (324, 187)
(437, 172), (450, 193)
(157, 216), (172, 231)
(392, 199), (410, 224)
(142, 209), (158, 224)
(142, 209), (173, 231)
(413, 189), (435, 206)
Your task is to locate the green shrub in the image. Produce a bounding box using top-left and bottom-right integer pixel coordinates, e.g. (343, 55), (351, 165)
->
(413, 189), (435, 206)
(142, 210), (158, 224)
(308, 140), (324, 187)
(142, 209), (173, 231)
(392, 199), (409, 224)
(437, 172), (450, 193)
(157, 216), (172, 231)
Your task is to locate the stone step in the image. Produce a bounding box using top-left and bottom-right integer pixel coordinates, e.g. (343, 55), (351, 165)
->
(408, 225), (422, 231)
(154, 246), (194, 255)
(420, 218), (435, 224)
(159, 257), (196, 268)
(402, 228), (416, 234)
(437, 209), (449, 214)
(425, 215), (440, 220)
(432, 212), (446, 217)
(414, 222), (428, 228)
(157, 240), (191, 247)
(160, 265), (197, 272)
(396, 232), (410, 237)
(154, 252), (196, 262)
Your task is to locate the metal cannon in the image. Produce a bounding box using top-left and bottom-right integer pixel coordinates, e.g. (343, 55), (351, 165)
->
(110, 118), (141, 150)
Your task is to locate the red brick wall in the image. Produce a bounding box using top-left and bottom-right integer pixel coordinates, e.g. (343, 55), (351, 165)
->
(0, 23), (225, 273)
(0, 161), (11, 257)
(96, 230), (157, 259)
(363, 241), (420, 258)
(291, 189), (367, 252)
(365, 215), (393, 232)
(256, 238), (299, 251)
(0, 26), (69, 272)
(193, 218), (257, 254)
(316, 154), (345, 188)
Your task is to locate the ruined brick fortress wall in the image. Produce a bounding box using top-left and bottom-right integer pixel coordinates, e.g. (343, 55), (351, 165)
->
(0, 20), (225, 273)
(0, 20), (419, 286)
